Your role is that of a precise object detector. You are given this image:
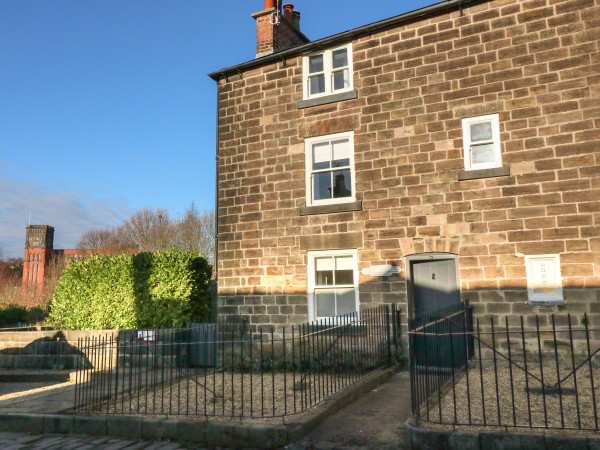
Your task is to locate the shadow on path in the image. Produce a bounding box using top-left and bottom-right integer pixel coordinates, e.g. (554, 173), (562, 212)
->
(286, 371), (411, 450)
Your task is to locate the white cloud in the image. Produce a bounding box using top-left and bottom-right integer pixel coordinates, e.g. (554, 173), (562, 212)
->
(0, 169), (130, 258)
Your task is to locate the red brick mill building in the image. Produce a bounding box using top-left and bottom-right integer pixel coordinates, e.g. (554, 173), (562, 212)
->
(209, 0), (599, 334)
(21, 225), (93, 295)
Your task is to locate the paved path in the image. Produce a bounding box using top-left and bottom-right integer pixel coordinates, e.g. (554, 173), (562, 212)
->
(0, 432), (206, 449)
(0, 371), (412, 449)
(0, 381), (74, 414)
(286, 371), (411, 449)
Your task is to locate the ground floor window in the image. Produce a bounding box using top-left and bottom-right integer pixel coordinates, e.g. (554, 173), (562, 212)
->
(307, 249), (359, 321)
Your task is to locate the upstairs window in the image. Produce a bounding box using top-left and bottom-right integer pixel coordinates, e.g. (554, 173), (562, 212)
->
(462, 114), (501, 171)
(305, 131), (355, 207)
(308, 249), (359, 321)
(303, 44), (353, 100)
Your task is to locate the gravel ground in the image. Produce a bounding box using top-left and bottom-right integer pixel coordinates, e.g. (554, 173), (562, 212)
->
(91, 368), (365, 421)
(420, 359), (600, 433)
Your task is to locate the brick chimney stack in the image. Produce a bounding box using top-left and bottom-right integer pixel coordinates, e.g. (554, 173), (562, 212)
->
(252, 0), (309, 58)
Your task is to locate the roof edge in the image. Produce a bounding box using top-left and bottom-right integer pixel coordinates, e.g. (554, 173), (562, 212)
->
(208, 0), (492, 81)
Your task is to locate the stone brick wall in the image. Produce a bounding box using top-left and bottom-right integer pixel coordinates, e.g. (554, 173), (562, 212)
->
(215, 0), (600, 333)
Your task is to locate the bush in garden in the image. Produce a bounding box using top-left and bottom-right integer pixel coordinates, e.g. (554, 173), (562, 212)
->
(0, 305), (48, 328)
(47, 249), (212, 330)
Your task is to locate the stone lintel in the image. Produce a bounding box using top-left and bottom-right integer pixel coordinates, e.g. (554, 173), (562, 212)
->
(300, 232), (363, 251)
(299, 201), (362, 216)
(298, 90), (358, 109)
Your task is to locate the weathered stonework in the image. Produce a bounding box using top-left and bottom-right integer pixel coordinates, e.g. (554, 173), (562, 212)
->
(213, 0), (600, 334)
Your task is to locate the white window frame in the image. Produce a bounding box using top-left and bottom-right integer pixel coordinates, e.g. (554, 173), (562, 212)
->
(462, 114), (502, 171)
(524, 254), (564, 304)
(305, 131), (356, 207)
(302, 43), (353, 100)
(307, 249), (360, 322)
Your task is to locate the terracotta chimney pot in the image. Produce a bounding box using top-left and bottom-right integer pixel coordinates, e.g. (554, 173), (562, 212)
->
(283, 3), (293, 21)
(292, 10), (300, 31)
(264, 0), (275, 9)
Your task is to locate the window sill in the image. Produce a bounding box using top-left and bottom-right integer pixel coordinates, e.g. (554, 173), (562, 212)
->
(299, 200), (362, 216)
(457, 166), (510, 181)
(528, 300), (565, 306)
(298, 90), (358, 109)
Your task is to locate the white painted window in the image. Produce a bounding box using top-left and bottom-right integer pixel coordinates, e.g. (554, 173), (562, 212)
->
(525, 254), (564, 303)
(305, 131), (355, 207)
(302, 44), (353, 100)
(307, 249), (359, 321)
(462, 114), (502, 170)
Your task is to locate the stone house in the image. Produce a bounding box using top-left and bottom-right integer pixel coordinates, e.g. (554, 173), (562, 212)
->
(209, 0), (599, 333)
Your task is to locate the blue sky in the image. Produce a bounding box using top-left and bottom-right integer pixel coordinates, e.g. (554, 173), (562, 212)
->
(0, 0), (439, 258)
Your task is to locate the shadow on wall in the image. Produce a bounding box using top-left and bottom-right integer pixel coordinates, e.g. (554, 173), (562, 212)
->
(217, 275), (600, 335)
(0, 331), (92, 370)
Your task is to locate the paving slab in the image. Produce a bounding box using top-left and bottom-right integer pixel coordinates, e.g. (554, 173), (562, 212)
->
(0, 381), (74, 413)
(0, 368), (410, 448)
(0, 433), (192, 449)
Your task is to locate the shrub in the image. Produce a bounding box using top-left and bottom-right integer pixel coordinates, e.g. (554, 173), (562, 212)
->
(47, 249), (212, 330)
(0, 305), (27, 324)
(0, 305), (48, 328)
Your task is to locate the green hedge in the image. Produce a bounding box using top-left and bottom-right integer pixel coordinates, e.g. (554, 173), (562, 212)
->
(47, 250), (212, 330)
(0, 305), (47, 328)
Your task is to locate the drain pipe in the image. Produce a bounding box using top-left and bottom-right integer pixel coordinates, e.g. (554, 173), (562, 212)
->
(214, 82), (220, 285)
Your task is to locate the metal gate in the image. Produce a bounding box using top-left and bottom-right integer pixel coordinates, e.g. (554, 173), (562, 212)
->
(408, 301), (473, 413)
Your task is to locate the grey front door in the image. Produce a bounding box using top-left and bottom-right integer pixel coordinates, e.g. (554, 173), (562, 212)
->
(411, 259), (459, 317)
(408, 256), (467, 369)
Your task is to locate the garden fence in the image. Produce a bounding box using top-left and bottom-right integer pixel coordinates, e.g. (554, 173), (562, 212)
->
(74, 304), (400, 418)
(410, 308), (600, 432)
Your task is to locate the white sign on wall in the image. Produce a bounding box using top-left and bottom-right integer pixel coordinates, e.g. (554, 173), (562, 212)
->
(361, 264), (400, 277)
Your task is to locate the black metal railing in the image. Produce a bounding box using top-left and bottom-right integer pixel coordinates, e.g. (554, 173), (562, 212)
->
(408, 301), (473, 417)
(74, 304), (399, 417)
(410, 310), (600, 432)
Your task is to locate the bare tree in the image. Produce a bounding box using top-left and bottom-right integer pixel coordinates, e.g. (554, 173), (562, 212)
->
(0, 249), (22, 293)
(75, 204), (215, 258)
(76, 227), (131, 252)
(119, 208), (177, 252)
(11, 254), (67, 309)
(39, 255), (68, 308)
(0, 252), (19, 306)
(176, 203), (215, 262)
